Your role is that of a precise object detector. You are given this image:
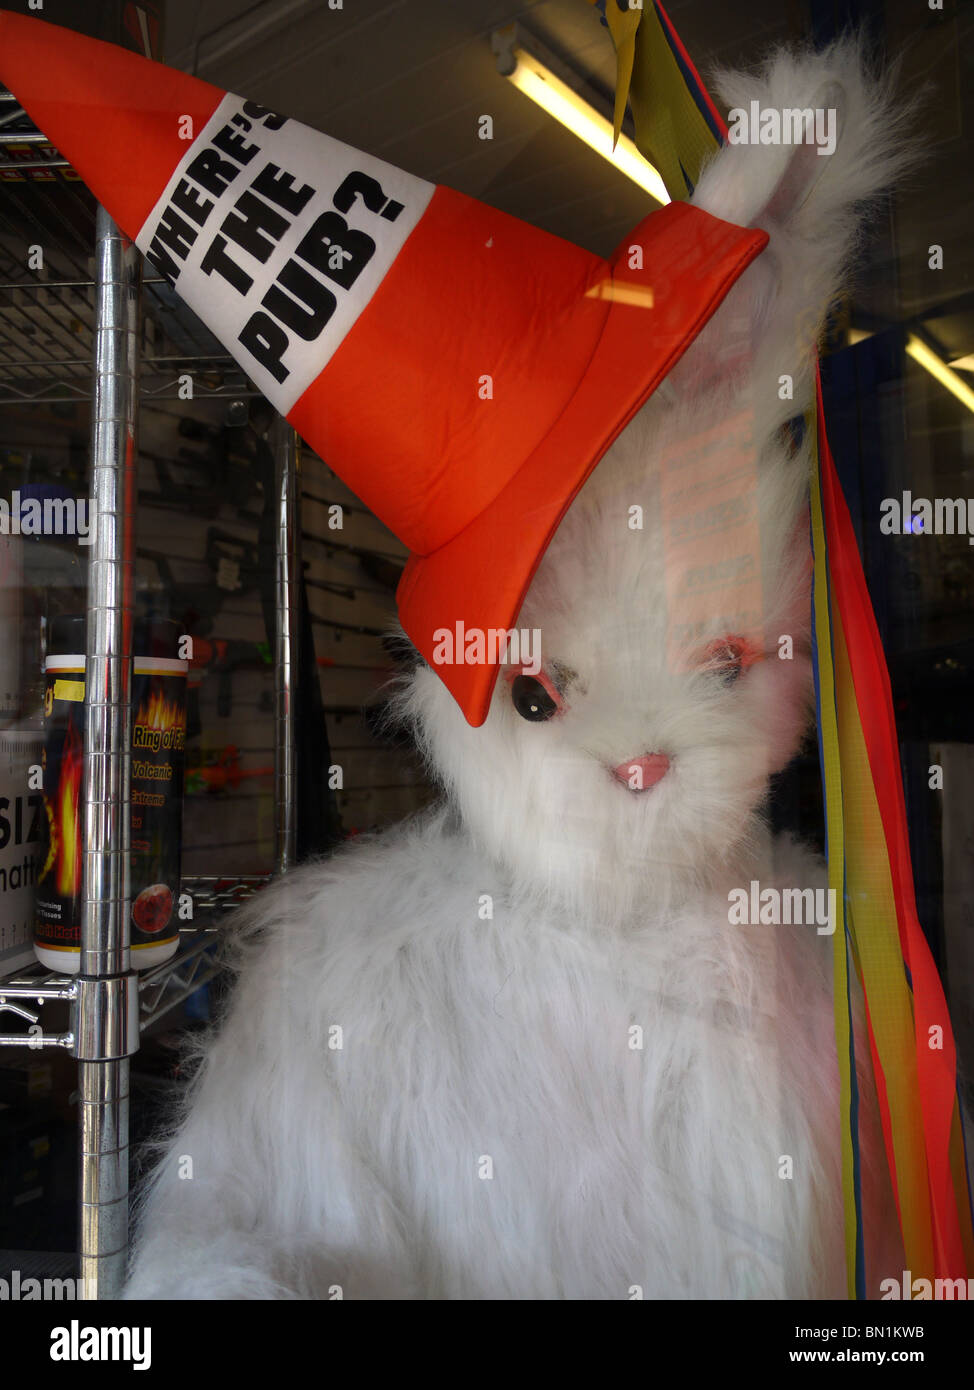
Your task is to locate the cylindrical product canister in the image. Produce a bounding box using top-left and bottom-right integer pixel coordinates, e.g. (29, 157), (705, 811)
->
(0, 726), (46, 977)
(34, 616), (188, 972)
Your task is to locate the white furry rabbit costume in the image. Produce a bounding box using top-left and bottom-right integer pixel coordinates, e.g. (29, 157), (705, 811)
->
(126, 42), (911, 1300)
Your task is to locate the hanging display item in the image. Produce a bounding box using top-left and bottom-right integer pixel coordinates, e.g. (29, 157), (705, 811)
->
(596, 0), (974, 1297)
(0, 8), (969, 1300)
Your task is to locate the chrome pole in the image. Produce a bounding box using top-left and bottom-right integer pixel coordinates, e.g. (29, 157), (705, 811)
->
(78, 205), (143, 1300)
(272, 419), (300, 874)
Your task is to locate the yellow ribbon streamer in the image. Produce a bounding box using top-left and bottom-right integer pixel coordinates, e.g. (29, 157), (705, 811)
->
(809, 418), (860, 1297)
(594, 0), (643, 150)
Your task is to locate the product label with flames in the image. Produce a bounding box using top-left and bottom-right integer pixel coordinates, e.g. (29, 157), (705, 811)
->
(36, 654), (187, 957)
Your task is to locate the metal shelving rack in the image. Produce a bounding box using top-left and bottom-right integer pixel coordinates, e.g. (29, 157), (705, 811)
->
(0, 91), (298, 1298)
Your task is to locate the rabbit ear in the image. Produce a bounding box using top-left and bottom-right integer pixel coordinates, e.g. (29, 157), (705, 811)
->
(676, 40), (918, 413)
(751, 80), (844, 227)
(695, 72), (851, 234)
(695, 40), (915, 249)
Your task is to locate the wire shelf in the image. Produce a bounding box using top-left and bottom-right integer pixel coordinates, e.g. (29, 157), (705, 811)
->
(0, 871), (273, 1038)
(0, 76), (298, 1299)
(0, 98), (255, 405)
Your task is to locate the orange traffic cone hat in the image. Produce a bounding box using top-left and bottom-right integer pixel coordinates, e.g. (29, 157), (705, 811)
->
(0, 10), (768, 725)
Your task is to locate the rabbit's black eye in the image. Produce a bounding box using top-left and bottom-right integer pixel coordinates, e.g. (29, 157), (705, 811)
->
(511, 674), (558, 721)
(701, 636), (757, 685)
(715, 647), (743, 685)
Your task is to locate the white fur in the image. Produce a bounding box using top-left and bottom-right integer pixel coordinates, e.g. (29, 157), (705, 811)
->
(125, 42), (908, 1301)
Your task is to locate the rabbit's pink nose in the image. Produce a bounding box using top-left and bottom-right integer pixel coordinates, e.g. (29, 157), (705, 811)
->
(613, 754), (670, 791)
